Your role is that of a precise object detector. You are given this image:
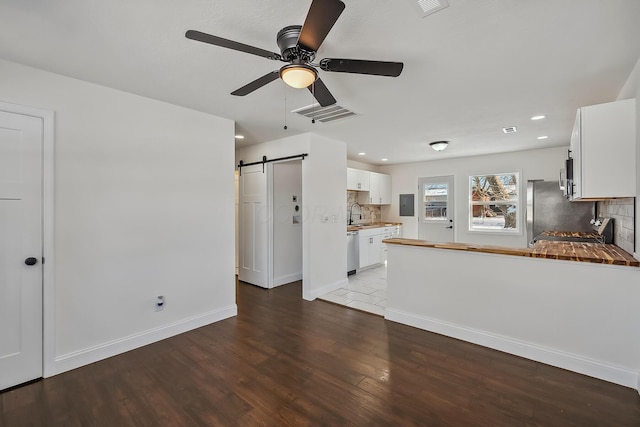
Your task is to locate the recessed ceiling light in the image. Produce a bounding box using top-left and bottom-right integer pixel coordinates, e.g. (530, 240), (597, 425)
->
(537, 135), (549, 140)
(381, 158), (388, 162)
(531, 115), (546, 121)
(234, 135), (244, 139)
(502, 126), (517, 134)
(358, 152), (366, 156)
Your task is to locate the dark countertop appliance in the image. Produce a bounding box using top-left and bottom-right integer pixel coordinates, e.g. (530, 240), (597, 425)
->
(534, 217), (613, 244)
(526, 180), (613, 247)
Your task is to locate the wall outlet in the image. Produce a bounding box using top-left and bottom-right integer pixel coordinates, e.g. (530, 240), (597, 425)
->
(322, 215), (329, 223)
(155, 295), (165, 311)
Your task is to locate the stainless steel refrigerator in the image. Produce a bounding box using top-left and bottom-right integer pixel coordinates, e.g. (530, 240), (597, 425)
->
(526, 180), (595, 245)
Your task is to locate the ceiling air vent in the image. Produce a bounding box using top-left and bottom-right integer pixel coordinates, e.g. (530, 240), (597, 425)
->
(502, 126), (518, 134)
(292, 103), (358, 123)
(415, 0), (449, 18)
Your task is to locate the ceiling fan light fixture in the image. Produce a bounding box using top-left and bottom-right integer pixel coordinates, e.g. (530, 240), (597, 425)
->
(429, 140), (449, 151)
(280, 64), (317, 89)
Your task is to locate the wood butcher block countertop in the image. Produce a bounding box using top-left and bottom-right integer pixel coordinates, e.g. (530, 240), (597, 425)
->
(538, 230), (600, 239)
(383, 238), (640, 267)
(347, 222), (402, 232)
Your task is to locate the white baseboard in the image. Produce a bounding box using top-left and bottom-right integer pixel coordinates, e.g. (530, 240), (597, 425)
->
(385, 307), (639, 391)
(47, 305), (237, 377)
(272, 272), (303, 288)
(303, 277), (349, 301)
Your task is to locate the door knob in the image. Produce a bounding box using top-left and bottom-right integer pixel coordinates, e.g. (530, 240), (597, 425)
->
(24, 257), (38, 266)
(446, 226), (453, 229)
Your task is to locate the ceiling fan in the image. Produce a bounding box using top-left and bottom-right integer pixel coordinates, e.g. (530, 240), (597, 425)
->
(186, 0), (403, 107)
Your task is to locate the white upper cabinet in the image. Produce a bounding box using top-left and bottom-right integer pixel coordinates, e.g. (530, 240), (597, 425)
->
(570, 98), (636, 200)
(358, 171), (391, 205)
(347, 167), (370, 191)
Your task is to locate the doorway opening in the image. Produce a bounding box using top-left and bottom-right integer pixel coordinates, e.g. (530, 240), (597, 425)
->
(236, 160), (303, 290)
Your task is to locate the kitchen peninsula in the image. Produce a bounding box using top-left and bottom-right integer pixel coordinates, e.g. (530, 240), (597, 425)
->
(384, 238), (640, 392)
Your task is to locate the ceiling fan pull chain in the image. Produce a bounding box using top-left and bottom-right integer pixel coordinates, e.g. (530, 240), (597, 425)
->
(283, 86), (288, 130)
(311, 83), (316, 124)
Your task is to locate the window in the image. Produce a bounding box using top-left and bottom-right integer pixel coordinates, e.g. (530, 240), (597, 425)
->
(470, 173), (519, 232)
(423, 182), (448, 221)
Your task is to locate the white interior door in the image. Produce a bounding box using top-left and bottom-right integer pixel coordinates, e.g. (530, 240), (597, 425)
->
(238, 164), (269, 287)
(0, 110), (43, 390)
(418, 176), (455, 242)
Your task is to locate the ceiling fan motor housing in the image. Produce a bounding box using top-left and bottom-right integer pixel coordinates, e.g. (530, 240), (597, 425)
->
(277, 25), (315, 62)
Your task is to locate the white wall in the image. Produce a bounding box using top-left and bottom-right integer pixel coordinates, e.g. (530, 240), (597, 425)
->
(236, 133), (347, 301)
(304, 134), (348, 300)
(272, 161), (302, 286)
(0, 59), (236, 374)
(386, 244), (640, 390)
(617, 56), (640, 260)
(637, 75), (640, 262)
(380, 146), (568, 247)
(347, 159), (380, 172)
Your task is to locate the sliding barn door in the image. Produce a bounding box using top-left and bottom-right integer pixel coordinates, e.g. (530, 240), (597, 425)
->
(238, 164), (269, 287)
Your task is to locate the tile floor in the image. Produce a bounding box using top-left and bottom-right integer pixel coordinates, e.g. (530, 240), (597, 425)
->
(317, 263), (388, 316)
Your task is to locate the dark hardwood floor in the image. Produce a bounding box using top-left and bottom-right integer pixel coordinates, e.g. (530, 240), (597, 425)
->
(2, 280), (639, 426)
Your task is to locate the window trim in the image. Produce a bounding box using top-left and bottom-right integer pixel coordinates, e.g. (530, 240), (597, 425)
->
(468, 172), (521, 234)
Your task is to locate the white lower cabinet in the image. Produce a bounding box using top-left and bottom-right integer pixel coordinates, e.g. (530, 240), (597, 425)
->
(358, 226), (402, 269)
(359, 231), (379, 269)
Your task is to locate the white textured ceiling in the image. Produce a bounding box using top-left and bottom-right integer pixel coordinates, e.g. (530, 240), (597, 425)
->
(1, 0), (639, 164)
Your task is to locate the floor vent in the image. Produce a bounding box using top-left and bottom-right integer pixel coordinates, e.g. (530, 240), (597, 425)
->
(292, 104), (358, 123)
(415, 0), (449, 18)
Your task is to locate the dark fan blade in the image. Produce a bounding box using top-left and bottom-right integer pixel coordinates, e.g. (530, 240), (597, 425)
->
(320, 58), (404, 77)
(298, 0), (345, 52)
(231, 71), (280, 96)
(186, 30), (282, 61)
(308, 77), (337, 107)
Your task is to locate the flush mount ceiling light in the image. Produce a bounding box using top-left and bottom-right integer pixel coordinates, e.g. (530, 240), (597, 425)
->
(429, 141), (449, 151)
(280, 64), (318, 89)
(531, 115), (546, 121)
(358, 152), (366, 156)
(381, 158), (389, 161)
(537, 135), (549, 140)
(234, 134), (245, 139)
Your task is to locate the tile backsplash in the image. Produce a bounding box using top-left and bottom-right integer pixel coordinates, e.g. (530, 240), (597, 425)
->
(347, 191), (381, 224)
(598, 198), (635, 254)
